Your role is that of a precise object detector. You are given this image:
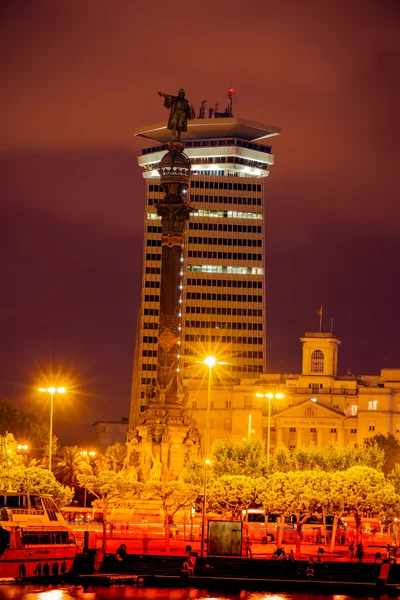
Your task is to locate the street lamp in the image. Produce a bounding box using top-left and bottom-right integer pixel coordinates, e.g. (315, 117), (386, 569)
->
(200, 355), (216, 557)
(255, 392), (284, 465)
(38, 386), (66, 471)
(80, 450), (96, 507)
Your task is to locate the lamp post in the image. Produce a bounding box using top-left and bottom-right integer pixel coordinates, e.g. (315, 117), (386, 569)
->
(200, 355), (216, 557)
(80, 450), (96, 507)
(38, 386), (66, 471)
(255, 392), (284, 465)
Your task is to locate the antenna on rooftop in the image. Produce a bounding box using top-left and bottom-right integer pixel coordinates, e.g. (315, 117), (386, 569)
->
(226, 87), (234, 117)
(198, 100), (207, 119)
(214, 88), (235, 118)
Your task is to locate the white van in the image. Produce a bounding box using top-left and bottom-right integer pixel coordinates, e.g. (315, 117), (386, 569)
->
(243, 510), (347, 543)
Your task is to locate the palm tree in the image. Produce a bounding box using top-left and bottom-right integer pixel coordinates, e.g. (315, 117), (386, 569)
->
(94, 443), (126, 473)
(53, 445), (93, 488)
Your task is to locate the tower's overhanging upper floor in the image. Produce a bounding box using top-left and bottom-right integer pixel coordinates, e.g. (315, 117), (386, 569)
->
(134, 117), (282, 179)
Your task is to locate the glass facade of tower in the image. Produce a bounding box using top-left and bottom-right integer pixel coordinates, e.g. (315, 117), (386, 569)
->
(131, 119), (280, 418)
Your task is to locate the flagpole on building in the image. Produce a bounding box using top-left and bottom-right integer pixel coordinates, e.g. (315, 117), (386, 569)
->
(319, 306), (323, 333)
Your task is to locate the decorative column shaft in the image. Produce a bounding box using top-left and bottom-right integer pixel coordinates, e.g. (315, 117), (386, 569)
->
(154, 141), (192, 411)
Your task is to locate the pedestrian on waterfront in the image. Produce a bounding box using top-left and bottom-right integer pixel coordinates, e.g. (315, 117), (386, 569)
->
(349, 542), (356, 560)
(245, 536), (253, 558)
(183, 557), (193, 576)
(306, 566), (314, 579)
(316, 555), (323, 563)
(142, 531), (149, 554)
(288, 549), (295, 562)
(116, 543), (127, 561)
(317, 546), (325, 556)
(386, 543), (391, 559)
(357, 543), (364, 563)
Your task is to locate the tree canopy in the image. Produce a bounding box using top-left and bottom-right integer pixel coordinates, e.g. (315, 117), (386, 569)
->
(211, 438), (269, 478)
(363, 433), (400, 474)
(8, 465), (73, 507)
(207, 475), (265, 519)
(142, 480), (199, 551)
(0, 398), (51, 458)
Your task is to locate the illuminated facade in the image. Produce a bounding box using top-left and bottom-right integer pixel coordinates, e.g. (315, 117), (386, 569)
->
(130, 117), (281, 420)
(182, 331), (400, 454)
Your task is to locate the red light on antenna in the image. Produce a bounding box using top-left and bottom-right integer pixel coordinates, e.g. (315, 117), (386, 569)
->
(228, 88), (234, 93)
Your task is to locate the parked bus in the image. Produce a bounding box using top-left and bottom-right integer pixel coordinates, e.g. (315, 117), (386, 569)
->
(242, 509), (347, 543)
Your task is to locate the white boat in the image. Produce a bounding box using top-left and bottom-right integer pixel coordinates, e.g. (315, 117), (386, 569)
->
(0, 491), (77, 579)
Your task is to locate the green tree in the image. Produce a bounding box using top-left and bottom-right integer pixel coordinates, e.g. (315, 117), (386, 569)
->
(8, 465), (73, 507)
(211, 438), (269, 478)
(53, 445), (93, 488)
(260, 470), (326, 553)
(207, 475), (265, 519)
(290, 444), (384, 472)
(363, 434), (400, 474)
(340, 466), (400, 543)
(179, 458), (204, 486)
(270, 445), (294, 472)
(94, 443), (126, 473)
(0, 398), (51, 459)
(142, 481), (200, 552)
(78, 471), (140, 550)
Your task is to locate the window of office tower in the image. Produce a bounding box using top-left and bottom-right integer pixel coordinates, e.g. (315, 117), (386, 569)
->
(310, 349), (324, 373)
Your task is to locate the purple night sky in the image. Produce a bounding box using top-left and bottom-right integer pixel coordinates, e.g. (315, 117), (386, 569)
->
(1, 0), (399, 441)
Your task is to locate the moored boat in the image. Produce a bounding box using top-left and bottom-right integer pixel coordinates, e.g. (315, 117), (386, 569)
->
(0, 491), (77, 579)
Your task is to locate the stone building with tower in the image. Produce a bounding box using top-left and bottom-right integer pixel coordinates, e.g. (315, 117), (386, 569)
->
(179, 331), (400, 454)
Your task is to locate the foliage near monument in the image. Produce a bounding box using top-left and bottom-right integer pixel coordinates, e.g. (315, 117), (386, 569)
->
(207, 475), (266, 519)
(142, 481), (200, 551)
(260, 470), (327, 549)
(78, 471), (140, 549)
(53, 445), (93, 488)
(211, 438), (269, 478)
(8, 466), (73, 507)
(179, 458), (204, 486)
(94, 443), (126, 473)
(270, 443), (384, 472)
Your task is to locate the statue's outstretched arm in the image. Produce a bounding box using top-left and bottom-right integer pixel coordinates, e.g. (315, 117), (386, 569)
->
(158, 91), (166, 97)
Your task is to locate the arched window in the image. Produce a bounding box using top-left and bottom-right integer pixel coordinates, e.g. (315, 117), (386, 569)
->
(311, 349), (324, 373)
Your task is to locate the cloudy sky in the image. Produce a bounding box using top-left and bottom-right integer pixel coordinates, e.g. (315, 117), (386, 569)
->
(1, 0), (399, 437)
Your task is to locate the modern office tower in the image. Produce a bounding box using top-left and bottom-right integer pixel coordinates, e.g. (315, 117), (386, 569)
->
(131, 116), (281, 421)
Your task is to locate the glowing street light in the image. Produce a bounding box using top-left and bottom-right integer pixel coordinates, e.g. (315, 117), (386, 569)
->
(255, 392), (285, 465)
(200, 355), (218, 558)
(38, 386), (67, 471)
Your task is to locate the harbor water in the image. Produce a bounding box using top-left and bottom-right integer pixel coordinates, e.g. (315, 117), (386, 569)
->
(0, 587), (384, 600)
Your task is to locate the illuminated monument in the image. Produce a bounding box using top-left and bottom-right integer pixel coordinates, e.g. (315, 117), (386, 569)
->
(129, 89), (200, 481)
(130, 90), (281, 479)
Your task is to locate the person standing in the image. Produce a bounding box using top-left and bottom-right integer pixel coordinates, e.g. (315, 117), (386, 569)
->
(357, 543), (364, 563)
(245, 536), (253, 558)
(142, 531), (149, 555)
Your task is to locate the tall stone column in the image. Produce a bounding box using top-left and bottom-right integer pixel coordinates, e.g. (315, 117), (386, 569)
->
(135, 140), (200, 481)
